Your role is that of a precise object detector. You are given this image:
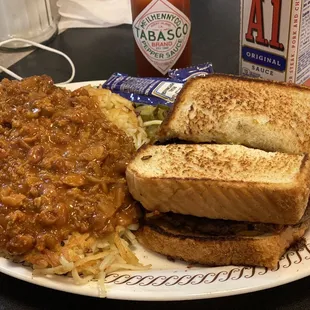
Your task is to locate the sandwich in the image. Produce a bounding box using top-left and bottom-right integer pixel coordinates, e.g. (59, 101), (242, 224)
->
(158, 74), (310, 154)
(126, 144), (310, 269)
(125, 75), (310, 269)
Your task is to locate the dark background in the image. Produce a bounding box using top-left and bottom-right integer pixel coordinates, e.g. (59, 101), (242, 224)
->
(1, 0), (310, 309)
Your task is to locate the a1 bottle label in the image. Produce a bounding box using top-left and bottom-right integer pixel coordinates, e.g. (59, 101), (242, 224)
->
(133, 0), (191, 75)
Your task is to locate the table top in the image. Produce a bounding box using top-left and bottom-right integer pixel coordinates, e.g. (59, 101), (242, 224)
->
(1, 0), (310, 309)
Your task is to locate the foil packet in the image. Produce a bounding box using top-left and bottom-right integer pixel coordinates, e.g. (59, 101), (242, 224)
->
(168, 63), (215, 82)
(101, 63), (213, 107)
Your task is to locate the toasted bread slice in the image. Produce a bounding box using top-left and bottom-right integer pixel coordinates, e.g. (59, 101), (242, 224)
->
(126, 144), (310, 224)
(136, 214), (310, 269)
(158, 74), (310, 154)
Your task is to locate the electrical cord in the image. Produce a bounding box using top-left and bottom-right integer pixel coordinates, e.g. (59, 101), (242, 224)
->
(0, 38), (76, 85)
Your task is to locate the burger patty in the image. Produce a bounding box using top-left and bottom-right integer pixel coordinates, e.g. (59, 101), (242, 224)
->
(144, 212), (287, 239)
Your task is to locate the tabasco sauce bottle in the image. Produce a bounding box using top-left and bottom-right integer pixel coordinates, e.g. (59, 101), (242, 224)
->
(131, 0), (191, 77)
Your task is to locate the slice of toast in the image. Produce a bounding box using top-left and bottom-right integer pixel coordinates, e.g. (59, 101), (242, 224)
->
(126, 144), (310, 224)
(158, 74), (310, 154)
(136, 213), (310, 269)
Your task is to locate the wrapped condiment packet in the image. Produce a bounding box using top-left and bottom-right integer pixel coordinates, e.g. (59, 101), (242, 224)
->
(101, 63), (213, 106)
(102, 73), (182, 106)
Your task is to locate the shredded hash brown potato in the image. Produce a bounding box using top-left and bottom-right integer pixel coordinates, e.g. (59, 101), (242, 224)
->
(83, 86), (150, 149)
(33, 227), (150, 297)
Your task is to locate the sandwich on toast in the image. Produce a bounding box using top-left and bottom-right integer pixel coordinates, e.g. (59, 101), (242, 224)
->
(126, 144), (310, 268)
(126, 75), (310, 269)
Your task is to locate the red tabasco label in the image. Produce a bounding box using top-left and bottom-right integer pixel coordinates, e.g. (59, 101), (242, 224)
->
(133, 0), (191, 75)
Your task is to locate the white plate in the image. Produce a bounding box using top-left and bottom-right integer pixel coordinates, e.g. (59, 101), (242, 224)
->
(1, 80), (310, 301)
